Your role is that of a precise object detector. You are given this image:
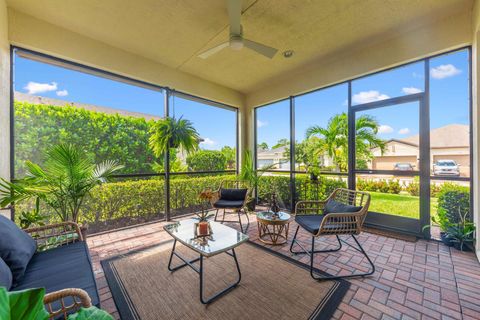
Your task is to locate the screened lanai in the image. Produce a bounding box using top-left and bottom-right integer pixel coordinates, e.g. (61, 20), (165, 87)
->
(1, 1), (480, 319)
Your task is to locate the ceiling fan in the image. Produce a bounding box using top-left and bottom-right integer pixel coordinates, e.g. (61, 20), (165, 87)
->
(198, 0), (278, 59)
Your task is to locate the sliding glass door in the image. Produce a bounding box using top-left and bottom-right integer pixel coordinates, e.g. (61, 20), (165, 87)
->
(351, 96), (429, 236)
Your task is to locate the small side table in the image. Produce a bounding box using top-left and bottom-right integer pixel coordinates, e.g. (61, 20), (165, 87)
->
(256, 211), (291, 245)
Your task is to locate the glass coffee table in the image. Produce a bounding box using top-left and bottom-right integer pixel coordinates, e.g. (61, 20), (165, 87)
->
(163, 219), (249, 304)
(256, 211), (291, 245)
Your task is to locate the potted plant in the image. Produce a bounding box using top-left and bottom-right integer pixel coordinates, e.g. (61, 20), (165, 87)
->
(239, 150), (275, 212)
(446, 207), (475, 251)
(149, 116), (200, 158)
(423, 207), (454, 246)
(195, 193), (214, 236)
(0, 287), (112, 319)
(0, 144), (123, 238)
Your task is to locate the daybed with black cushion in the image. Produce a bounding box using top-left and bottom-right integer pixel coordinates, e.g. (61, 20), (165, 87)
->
(0, 215), (99, 317)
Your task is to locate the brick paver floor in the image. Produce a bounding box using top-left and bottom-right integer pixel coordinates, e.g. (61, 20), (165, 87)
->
(87, 213), (480, 320)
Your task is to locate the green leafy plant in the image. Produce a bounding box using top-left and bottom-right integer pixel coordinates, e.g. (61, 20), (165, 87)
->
(68, 307), (113, 320)
(18, 197), (47, 229)
(149, 116), (200, 158)
(0, 287), (112, 320)
(446, 207), (475, 251)
(0, 287), (49, 320)
(0, 144), (123, 223)
(423, 207), (452, 233)
(306, 112), (385, 172)
(437, 183), (470, 223)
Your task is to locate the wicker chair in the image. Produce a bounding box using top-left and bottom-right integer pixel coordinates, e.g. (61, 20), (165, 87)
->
(211, 180), (250, 233)
(289, 188), (375, 280)
(44, 288), (92, 319)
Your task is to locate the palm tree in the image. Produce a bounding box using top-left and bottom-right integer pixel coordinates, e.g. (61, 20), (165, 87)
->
(306, 112), (385, 171)
(0, 144), (123, 222)
(149, 116), (200, 158)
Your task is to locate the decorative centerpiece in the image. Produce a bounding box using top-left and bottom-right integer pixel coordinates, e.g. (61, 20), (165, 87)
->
(195, 191), (215, 237)
(269, 193), (280, 219)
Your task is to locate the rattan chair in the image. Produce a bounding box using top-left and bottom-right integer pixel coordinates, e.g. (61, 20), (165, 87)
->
(44, 288), (92, 319)
(211, 180), (250, 233)
(289, 188), (375, 280)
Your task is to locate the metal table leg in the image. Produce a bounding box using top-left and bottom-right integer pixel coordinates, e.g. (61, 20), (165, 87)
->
(167, 240), (242, 304)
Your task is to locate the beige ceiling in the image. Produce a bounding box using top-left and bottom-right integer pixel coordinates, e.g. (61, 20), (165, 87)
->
(6, 0), (473, 94)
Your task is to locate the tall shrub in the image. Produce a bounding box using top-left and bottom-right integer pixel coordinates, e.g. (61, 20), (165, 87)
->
(186, 150), (227, 171)
(14, 101), (158, 176)
(437, 183), (471, 223)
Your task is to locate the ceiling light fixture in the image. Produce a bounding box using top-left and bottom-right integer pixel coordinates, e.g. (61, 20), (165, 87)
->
(283, 50), (294, 58)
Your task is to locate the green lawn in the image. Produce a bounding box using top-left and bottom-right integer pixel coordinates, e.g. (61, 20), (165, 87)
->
(369, 191), (438, 220)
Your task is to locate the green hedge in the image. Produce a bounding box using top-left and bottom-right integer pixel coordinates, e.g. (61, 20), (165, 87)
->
(257, 175), (347, 207)
(79, 175), (235, 231)
(14, 101), (158, 176)
(437, 183), (471, 223)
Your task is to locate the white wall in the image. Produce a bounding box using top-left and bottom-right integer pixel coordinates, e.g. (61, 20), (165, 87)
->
(0, 0), (10, 218)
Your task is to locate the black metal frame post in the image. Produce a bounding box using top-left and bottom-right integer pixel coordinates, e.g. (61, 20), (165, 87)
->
(289, 96), (296, 210)
(167, 239), (242, 304)
(164, 90), (171, 221)
(347, 81), (355, 190)
(419, 60), (431, 239)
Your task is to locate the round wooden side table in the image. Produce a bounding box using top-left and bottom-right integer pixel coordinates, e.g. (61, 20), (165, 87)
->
(256, 211), (291, 245)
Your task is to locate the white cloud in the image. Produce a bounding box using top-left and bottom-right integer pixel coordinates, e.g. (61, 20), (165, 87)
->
(56, 89), (68, 97)
(412, 72), (424, 79)
(402, 87), (422, 94)
(398, 128), (410, 135)
(257, 119), (268, 128)
(430, 64), (461, 79)
(352, 90), (390, 104)
(378, 125), (394, 134)
(200, 138), (216, 146)
(24, 81), (58, 94)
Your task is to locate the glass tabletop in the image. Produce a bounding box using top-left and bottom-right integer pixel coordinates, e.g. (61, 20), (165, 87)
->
(163, 219), (249, 257)
(256, 211), (291, 222)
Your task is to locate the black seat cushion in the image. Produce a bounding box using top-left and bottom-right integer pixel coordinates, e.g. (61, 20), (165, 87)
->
(295, 215), (325, 235)
(214, 199), (245, 209)
(13, 241), (99, 307)
(220, 188), (247, 201)
(0, 215), (36, 285)
(0, 257), (12, 290)
(324, 199), (362, 214)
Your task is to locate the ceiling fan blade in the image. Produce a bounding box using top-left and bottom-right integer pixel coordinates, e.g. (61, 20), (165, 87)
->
(198, 42), (230, 59)
(243, 38), (278, 59)
(227, 0), (242, 35)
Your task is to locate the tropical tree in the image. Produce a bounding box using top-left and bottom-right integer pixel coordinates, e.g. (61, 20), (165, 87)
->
(0, 144), (123, 222)
(272, 138), (289, 149)
(306, 112), (385, 171)
(149, 116), (200, 158)
(257, 142), (269, 150)
(221, 146), (236, 169)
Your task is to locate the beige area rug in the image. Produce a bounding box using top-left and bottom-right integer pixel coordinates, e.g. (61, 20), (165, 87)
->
(101, 241), (350, 320)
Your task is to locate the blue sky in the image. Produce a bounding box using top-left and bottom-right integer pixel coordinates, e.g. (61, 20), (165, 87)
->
(14, 49), (469, 152)
(14, 53), (237, 150)
(257, 49), (470, 147)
